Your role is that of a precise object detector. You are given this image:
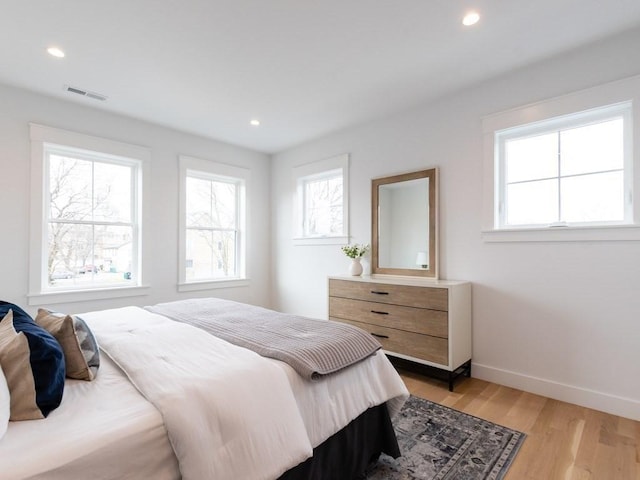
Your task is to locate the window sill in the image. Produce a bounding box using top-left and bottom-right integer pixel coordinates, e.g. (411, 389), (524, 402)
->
(178, 278), (250, 292)
(482, 224), (640, 243)
(293, 236), (348, 246)
(28, 285), (151, 306)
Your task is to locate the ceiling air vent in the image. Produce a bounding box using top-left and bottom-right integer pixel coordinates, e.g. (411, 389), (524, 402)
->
(64, 85), (108, 101)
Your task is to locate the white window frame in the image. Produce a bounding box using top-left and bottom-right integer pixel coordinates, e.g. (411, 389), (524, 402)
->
(293, 153), (349, 245)
(482, 75), (640, 242)
(178, 155), (249, 291)
(496, 102), (632, 228)
(28, 124), (151, 305)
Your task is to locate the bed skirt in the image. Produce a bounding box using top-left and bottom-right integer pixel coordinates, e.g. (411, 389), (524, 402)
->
(278, 402), (400, 480)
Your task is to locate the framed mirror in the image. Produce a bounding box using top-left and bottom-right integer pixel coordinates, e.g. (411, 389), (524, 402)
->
(371, 168), (438, 278)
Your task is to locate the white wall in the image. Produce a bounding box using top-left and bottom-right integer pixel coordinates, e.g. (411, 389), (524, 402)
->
(270, 27), (640, 420)
(0, 83), (271, 315)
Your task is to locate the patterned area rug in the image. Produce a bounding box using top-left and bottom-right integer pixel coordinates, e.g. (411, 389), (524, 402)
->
(365, 396), (526, 480)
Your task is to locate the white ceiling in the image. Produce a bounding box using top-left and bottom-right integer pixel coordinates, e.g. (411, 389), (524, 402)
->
(2, 1), (640, 154)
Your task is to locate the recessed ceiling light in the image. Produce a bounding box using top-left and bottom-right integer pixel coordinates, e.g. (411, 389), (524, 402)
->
(250, 119), (260, 126)
(462, 12), (480, 26)
(47, 47), (65, 58)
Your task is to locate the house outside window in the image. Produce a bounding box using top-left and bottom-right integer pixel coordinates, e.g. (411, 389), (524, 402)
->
(29, 124), (150, 305)
(179, 156), (248, 291)
(293, 154), (349, 245)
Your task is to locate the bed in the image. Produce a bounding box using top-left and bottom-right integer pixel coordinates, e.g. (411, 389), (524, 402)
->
(0, 298), (409, 480)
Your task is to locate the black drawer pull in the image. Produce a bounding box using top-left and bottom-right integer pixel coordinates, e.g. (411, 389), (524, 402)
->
(371, 310), (389, 315)
(370, 290), (389, 295)
(371, 333), (389, 339)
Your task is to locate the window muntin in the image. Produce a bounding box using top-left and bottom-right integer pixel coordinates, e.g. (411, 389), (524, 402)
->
(44, 147), (139, 290)
(496, 104), (631, 229)
(184, 173), (243, 281)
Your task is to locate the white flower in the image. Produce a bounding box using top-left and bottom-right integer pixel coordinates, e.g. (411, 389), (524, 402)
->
(341, 243), (370, 259)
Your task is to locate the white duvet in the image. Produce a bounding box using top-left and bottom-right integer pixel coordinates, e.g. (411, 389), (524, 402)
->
(82, 307), (313, 480)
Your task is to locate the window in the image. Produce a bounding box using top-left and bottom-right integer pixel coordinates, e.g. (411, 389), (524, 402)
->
(179, 156), (248, 290)
(185, 175), (240, 280)
(496, 103), (631, 228)
(482, 75), (640, 242)
(301, 169), (343, 237)
(29, 124), (150, 305)
(46, 149), (138, 287)
(293, 154), (349, 244)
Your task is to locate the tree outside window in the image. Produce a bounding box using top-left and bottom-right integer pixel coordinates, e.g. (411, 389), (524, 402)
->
(178, 156), (248, 290)
(185, 175), (240, 280)
(293, 154), (349, 244)
(46, 151), (137, 288)
(302, 170), (343, 237)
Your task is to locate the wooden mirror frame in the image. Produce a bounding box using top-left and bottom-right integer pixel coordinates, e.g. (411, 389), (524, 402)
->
(371, 168), (438, 278)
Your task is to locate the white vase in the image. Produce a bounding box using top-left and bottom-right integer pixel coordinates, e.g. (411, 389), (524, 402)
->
(349, 258), (363, 276)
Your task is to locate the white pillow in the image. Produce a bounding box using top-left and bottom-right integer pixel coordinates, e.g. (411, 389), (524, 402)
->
(0, 363), (9, 440)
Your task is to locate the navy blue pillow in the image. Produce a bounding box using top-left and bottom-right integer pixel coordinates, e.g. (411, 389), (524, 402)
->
(0, 301), (65, 417)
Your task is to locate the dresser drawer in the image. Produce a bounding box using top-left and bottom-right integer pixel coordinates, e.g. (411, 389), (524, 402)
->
(329, 279), (448, 311)
(331, 317), (448, 366)
(329, 296), (448, 338)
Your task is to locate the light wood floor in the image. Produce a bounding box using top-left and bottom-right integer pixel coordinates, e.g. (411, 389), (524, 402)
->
(399, 370), (640, 480)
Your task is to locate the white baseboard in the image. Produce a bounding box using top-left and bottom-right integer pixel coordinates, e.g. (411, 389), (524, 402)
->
(472, 363), (640, 421)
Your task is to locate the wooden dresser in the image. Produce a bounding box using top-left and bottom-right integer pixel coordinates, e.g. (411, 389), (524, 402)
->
(328, 275), (471, 390)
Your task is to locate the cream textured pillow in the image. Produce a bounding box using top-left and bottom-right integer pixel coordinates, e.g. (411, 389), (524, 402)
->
(0, 362), (9, 439)
(36, 309), (100, 381)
